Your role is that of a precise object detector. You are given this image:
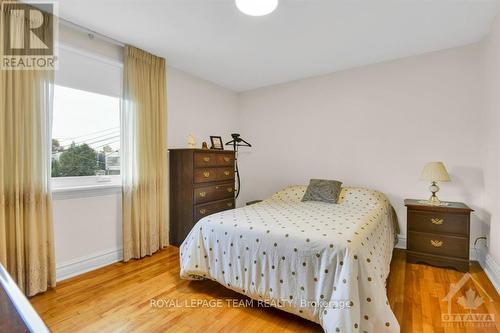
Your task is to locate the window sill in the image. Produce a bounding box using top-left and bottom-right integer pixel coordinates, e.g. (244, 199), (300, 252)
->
(52, 184), (122, 200)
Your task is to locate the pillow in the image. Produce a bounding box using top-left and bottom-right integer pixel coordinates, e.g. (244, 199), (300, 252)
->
(301, 179), (343, 203)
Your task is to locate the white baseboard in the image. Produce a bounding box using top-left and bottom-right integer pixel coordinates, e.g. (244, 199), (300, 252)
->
(56, 248), (123, 282)
(470, 245), (487, 264)
(395, 235), (406, 249)
(484, 253), (500, 294)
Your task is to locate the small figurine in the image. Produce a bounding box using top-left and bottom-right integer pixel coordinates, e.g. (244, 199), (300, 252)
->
(187, 134), (196, 148)
(201, 141), (209, 149)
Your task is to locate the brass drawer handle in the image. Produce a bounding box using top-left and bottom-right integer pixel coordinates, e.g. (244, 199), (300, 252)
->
(224, 157), (230, 162)
(430, 240), (443, 247)
(199, 209), (206, 214)
(227, 202), (233, 207)
(224, 171), (230, 176)
(227, 187), (233, 193)
(203, 157), (210, 162)
(199, 191), (206, 198)
(431, 218), (444, 225)
(203, 171), (210, 178)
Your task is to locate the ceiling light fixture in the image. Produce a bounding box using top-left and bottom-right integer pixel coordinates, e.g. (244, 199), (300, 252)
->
(235, 0), (278, 16)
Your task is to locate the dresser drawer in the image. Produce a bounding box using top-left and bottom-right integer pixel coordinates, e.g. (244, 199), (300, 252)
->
(408, 231), (468, 259)
(216, 153), (234, 166)
(216, 167), (234, 181)
(195, 199), (234, 221)
(408, 210), (468, 236)
(194, 152), (217, 167)
(194, 168), (218, 183)
(194, 152), (234, 168)
(194, 183), (235, 204)
(194, 167), (234, 183)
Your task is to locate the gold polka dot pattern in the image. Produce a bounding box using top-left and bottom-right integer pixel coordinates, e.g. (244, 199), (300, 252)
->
(180, 186), (399, 332)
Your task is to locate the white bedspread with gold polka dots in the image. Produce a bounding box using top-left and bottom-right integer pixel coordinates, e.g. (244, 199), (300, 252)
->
(180, 186), (400, 333)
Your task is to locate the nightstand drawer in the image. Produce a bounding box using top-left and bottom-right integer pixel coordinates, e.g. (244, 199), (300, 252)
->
(408, 210), (468, 236)
(408, 231), (468, 259)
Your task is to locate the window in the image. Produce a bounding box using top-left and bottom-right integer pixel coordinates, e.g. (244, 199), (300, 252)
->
(51, 46), (122, 191)
(52, 85), (120, 177)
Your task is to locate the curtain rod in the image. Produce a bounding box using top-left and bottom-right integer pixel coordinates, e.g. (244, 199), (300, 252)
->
(59, 18), (126, 48)
(25, 2), (126, 47)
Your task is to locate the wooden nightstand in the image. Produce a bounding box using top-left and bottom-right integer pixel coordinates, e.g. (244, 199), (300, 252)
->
(405, 199), (473, 272)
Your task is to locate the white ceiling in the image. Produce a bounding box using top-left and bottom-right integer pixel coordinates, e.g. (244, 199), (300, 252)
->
(57, 0), (500, 92)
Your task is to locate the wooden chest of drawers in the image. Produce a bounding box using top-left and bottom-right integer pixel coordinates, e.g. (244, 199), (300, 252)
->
(405, 199), (473, 272)
(169, 149), (235, 246)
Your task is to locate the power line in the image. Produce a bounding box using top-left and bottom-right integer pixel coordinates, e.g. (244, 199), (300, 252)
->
(93, 140), (120, 150)
(60, 132), (119, 147)
(62, 133), (120, 148)
(57, 127), (119, 144)
(85, 135), (119, 146)
(60, 130), (119, 146)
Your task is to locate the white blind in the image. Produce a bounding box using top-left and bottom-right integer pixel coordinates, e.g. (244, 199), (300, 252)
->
(55, 46), (122, 97)
(55, 22), (123, 97)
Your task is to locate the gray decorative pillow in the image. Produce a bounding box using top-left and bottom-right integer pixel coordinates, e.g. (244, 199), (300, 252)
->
(301, 179), (343, 204)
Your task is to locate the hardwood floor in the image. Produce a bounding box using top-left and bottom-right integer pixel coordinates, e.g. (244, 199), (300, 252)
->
(30, 247), (500, 333)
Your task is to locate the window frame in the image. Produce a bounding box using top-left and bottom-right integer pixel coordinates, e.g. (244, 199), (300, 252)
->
(51, 175), (122, 199)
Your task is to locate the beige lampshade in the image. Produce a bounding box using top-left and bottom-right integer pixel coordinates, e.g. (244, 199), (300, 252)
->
(420, 162), (451, 182)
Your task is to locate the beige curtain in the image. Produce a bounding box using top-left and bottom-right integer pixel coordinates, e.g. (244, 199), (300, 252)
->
(122, 46), (168, 261)
(0, 2), (56, 296)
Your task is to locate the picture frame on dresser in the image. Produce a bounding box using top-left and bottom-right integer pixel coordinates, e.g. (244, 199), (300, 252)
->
(210, 136), (224, 150)
(404, 199), (473, 272)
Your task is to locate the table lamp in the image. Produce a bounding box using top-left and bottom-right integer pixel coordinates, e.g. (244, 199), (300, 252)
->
(420, 162), (451, 205)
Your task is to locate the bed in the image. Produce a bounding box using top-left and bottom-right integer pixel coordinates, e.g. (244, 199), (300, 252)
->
(180, 186), (400, 333)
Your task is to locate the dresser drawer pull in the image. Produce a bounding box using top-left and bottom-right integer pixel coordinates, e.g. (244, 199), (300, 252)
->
(227, 202), (233, 207)
(203, 171), (210, 178)
(223, 157), (230, 162)
(199, 191), (207, 198)
(430, 240), (443, 247)
(199, 209), (206, 214)
(203, 157), (210, 162)
(227, 187), (233, 193)
(224, 171), (231, 176)
(431, 218), (444, 225)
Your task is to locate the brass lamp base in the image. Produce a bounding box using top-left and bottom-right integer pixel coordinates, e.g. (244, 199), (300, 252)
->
(428, 194), (442, 205)
(427, 181), (443, 206)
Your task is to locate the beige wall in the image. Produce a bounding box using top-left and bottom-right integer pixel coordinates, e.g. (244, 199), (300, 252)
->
(482, 14), (500, 265)
(237, 44), (487, 249)
(167, 67), (238, 148)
